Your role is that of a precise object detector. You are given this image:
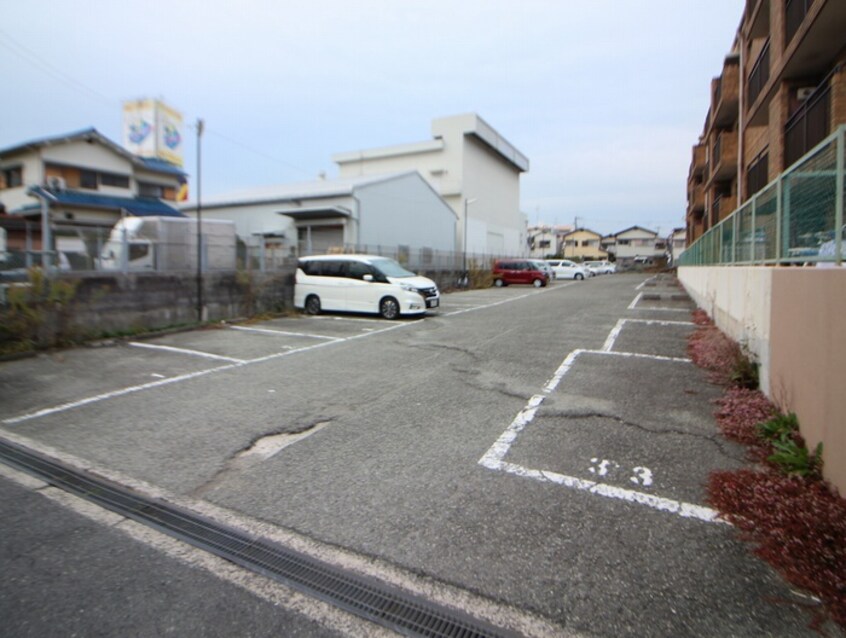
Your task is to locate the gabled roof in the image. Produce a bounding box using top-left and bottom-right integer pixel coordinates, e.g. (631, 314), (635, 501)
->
(0, 128), (186, 177)
(18, 185), (184, 218)
(181, 171), (423, 210)
(613, 225), (658, 238)
(561, 227), (603, 239)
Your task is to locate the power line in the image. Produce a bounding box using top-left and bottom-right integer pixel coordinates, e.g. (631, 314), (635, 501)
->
(0, 28), (315, 177)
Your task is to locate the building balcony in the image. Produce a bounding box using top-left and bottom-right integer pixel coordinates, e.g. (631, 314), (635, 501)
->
(743, 0), (769, 39)
(710, 129), (738, 182)
(712, 56), (740, 128)
(690, 144), (707, 177)
(711, 193), (735, 225)
(688, 181), (705, 213)
(747, 39), (770, 110)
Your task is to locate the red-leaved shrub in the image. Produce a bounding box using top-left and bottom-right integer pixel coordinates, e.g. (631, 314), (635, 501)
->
(708, 470), (846, 627)
(713, 386), (777, 448)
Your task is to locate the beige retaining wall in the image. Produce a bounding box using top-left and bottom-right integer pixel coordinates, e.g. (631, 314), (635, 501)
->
(678, 266), (846, 495)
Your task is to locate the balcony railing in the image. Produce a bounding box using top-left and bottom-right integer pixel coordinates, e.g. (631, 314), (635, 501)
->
(785, 81), (831, 168)
(747, 39), (770, 106)
(679, 125), (845, 266)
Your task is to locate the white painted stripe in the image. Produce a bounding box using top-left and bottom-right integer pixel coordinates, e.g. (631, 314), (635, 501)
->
(619, 318), (695, 326)
(2, 363), (241, 425)
(601, 319), (626, 352)
(444, 283), (574, 318)
(229, 325), (342, 341)
(493, 461), (722, 524)
(129, 341), (246, 363)
(581, 348), (692, 364)
(627, 292), (643, 309)
(633, 306), (691, 313)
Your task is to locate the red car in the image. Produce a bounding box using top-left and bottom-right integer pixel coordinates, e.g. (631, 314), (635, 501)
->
(491, 259), (549, 287)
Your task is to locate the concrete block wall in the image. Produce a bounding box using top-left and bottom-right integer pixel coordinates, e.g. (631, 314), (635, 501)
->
(679, 266), (846, 494)
(61, 270), (295, 338)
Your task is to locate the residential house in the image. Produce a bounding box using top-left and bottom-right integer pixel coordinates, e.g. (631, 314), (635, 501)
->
(607, 226), (664, 264)
(333, 113), (529, 258)
(667, 227), (687, 264)
(560, 228), (607, 261)
(527, 224), (573, 259)
(0, 128), (185, 269)
(180, 171), (457, 267)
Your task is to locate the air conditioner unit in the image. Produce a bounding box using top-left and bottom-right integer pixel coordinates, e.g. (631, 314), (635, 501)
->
(47, 176), (66, 191)
(796, 87), (815, 101)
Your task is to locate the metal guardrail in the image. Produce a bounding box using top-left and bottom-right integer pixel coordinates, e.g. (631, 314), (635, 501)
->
(680, 125), (845, 267)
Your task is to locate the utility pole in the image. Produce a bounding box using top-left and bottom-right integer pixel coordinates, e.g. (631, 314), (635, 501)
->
(196, 118), (204, 323)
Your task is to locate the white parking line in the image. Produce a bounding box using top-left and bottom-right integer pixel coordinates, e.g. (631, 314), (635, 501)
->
(444, 282), (574, 317)
(478, 321), (720, 524)
(129, 342), (247, 363)
(229, 325), (343, 341)
(601, 318), (695, 353)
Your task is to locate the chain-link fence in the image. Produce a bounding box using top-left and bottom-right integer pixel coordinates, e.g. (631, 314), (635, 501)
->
(680, 125), (845, 266)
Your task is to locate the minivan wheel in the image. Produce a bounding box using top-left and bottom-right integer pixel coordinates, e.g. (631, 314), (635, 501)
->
(379, 296), (400, 320)
(305, 295), (321, 314)
(493, 278), (505, 287)
(575, 273), (584, 281)
(532, 278), (543, 288)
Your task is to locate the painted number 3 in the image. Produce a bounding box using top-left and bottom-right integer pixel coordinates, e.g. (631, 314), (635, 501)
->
(589, 458), (653, 487)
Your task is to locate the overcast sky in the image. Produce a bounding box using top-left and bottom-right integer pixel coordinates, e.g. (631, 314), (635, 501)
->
(1, 0), (744, 236)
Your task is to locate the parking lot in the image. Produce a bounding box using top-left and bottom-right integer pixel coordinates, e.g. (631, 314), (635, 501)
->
(0, 274), (823, 637)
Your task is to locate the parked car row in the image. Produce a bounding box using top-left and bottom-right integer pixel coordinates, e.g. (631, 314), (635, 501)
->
(291, 253), (616, 321)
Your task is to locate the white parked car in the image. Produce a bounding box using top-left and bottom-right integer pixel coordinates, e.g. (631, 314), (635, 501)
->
(295, 254), (439, 319)
(544, 259), (587, 280)
(585, 260), (615, 274)
(531, 260), (556, 280)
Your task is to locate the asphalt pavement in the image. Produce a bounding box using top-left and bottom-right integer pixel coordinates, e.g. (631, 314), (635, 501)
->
(0, 272), (836, 637)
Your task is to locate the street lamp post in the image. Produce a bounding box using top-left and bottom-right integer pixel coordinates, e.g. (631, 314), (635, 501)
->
(462, 197), (477, 287)
(195, 118), (204, 323)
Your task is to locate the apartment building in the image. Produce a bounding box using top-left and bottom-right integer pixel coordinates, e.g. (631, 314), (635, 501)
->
(686, 0), (846, 242)
(333, 114), (529, 258)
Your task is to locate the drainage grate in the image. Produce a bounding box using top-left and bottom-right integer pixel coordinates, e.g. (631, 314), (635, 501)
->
(0, 438), (515, 638)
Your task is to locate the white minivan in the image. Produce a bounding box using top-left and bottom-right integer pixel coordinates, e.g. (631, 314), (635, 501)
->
(294, 254), (440, 319)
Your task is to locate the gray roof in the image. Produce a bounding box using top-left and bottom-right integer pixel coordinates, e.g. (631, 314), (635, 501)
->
(181, 172), (418, 211)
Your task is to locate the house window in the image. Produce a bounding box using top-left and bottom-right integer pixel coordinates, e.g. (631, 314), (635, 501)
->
(539, 240), (551, 249)
(100, 172), (130, 188)
(1, 166), (23, 189)
(80, 170), (98, 189)
(138, 182), (165, 198)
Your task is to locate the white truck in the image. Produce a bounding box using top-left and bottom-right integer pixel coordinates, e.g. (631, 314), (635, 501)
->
(99, 216), (236, 272)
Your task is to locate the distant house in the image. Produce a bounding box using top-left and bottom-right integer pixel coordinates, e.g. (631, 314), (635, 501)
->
(667, 227), (686, 264)
(333, 113), (529, 258)
(527, 224), (573, 259)
(180, 171), (457, 262)
(607, 226), (664, 263)
(560, 228), (606, 261)
(0, 128), (185, 267)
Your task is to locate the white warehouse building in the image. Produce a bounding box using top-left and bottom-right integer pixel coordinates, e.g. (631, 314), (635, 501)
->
(333, 113), (529, 258)
(180, 171), (457, 260)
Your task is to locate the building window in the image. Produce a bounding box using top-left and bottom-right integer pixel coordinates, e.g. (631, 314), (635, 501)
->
(138, 182), (165, 198)
(80, 170), (98, 189)
(538, 239), (551, 249)
(1, 166), (23, 189)
(786, 0), (813, 45)
(747, 151), (769, 198)
(100, 172), (130, 188)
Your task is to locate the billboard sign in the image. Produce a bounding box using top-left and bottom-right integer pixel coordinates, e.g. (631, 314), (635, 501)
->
(122, 99), (184, 167)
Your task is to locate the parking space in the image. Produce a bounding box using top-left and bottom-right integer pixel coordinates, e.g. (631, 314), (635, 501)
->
(478, 276), (745, 523)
